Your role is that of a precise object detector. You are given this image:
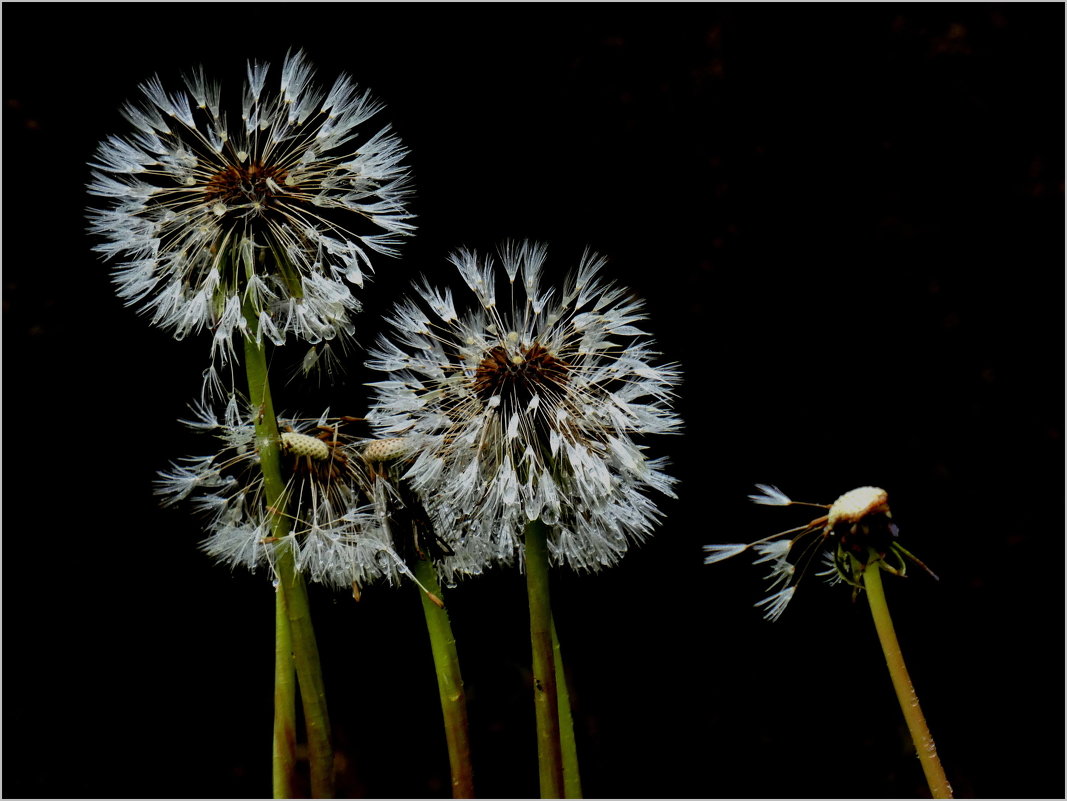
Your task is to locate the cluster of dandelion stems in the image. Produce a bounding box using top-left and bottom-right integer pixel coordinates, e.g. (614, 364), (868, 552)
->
(245, 319), (478, 798)
(89, 52), (685, 801)
(525, 520), (582, 798)
(242, 312), (335, 798)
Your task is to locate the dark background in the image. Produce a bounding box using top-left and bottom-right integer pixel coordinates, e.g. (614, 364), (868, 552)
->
(4, 3), (1063, 798)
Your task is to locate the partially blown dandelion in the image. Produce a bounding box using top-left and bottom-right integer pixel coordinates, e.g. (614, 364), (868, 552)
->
(157, 400), (427, 595)
(88, 49), (413, 367)
(704, 484), (938, 620)
(366, 241), (682, 571)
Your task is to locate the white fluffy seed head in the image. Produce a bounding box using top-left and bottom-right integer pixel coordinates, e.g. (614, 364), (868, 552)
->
(281, 431), (330, 460)
(365, 241), (683, 573)
(86, 50), (414, 375)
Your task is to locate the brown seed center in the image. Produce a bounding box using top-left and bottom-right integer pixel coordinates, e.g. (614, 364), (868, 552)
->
(204, 161), (291, 211)
(472, 342), (569, 406)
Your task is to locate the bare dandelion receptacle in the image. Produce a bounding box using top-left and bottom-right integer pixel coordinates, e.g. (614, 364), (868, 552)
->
(705, 485), (937, 620)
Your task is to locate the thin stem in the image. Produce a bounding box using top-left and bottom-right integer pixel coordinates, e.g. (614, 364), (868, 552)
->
(550, 614), (582, 799)
(278, 545), (334, 798)
(244, 329), (335, 798)
(524, 519), (564, 799)
(273, 583), (298, 798)
(864, 563), (952, 799)
(414, 558), (475, 798)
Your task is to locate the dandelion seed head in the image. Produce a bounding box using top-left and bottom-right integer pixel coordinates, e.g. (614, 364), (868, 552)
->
(157, 402), (413, 591)
(88, 50), (414, 359)
(367, 241), (682, 572)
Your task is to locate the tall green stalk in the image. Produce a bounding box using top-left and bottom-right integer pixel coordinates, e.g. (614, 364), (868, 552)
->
(414, 558), (475, 798)
(273, 581), (298, 798)
(524, 519), (564, 798)
(244, 330), (335, 798)
(550, 615), (582, 798)
(863, 563), (952, 799)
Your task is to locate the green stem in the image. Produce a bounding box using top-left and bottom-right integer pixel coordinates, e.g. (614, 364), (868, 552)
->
(244, 330), (335, 798)
(278, 545), (334, 798)
(273, 584), (298, 798)
(863, 563), (952, 799)
(414, 558), (475, 798)
(550, 615), (582, 798)
(524, 519), (564, 799)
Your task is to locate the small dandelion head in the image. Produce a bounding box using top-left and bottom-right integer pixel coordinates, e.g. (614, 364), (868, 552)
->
(156, 402), (416, 592)
(87, 49), (414, 363)
(366, 241), (682, 572)
(705, 484), (937, 621)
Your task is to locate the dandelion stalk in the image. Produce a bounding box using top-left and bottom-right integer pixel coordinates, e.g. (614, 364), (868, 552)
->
(273, 581), (298, 798)
(414, 558), (475, 798)
(863, 562), (952, 799)
(244, 329), (335, 798)
(525, 519), (565, 799)
(551, 615), (582, 798)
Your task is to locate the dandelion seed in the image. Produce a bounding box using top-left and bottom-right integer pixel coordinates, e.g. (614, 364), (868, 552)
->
(705, 485), (938, 620)
(702, 543), (750, 564)
(88, 50), (414, 368)
(748, 483), (792, 506)
(366, 241), (682, 571)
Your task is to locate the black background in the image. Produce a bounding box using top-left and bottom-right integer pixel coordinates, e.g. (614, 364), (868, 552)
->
(3, 3), (1063, 798)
